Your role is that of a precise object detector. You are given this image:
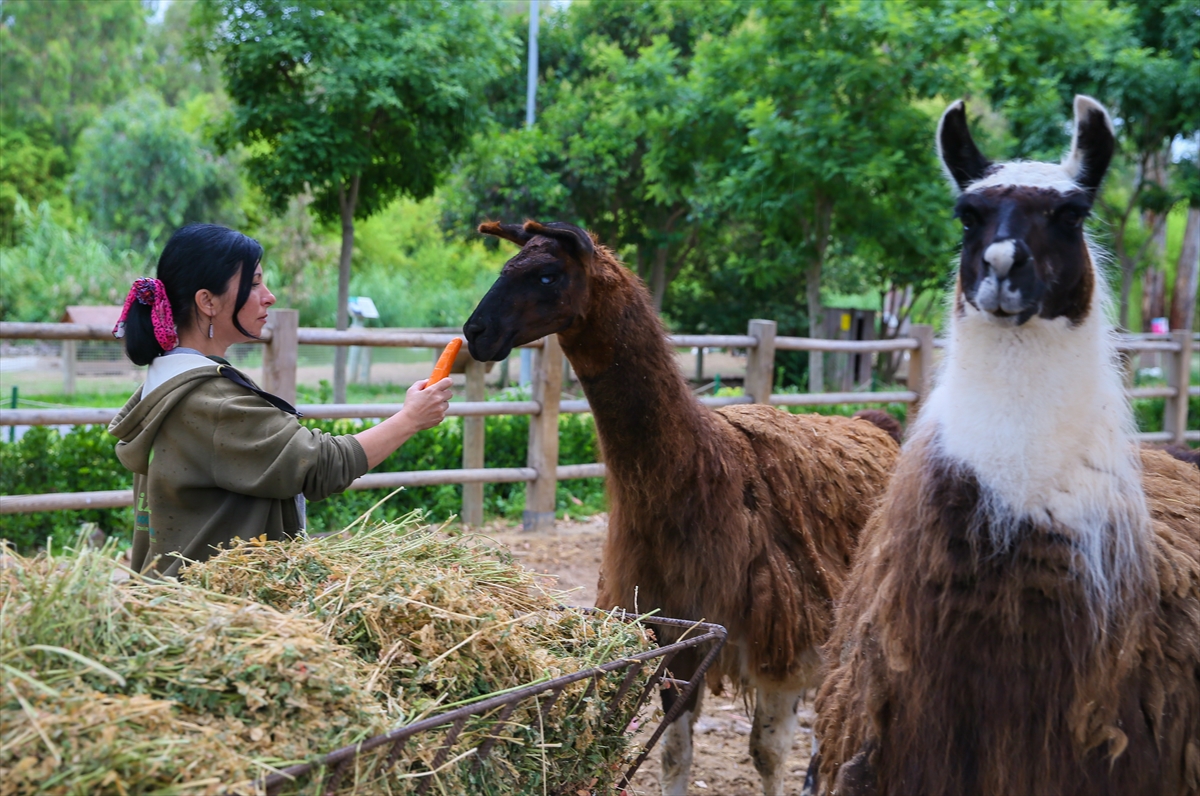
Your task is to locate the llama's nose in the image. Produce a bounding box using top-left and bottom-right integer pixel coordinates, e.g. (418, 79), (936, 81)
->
(463, 317), (487, 341)
(983, 239), (1029, 280)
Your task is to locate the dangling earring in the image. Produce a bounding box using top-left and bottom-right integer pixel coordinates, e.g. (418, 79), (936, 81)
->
(208, 320), (214, 339)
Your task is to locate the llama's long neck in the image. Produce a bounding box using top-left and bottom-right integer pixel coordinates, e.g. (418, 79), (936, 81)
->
(558, 257), (712, 485)
(913, 267), (1151, 602)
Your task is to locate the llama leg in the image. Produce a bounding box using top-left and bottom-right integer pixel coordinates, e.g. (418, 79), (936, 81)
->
(750, 684), (804, 796)
(660, 681), (704, 796)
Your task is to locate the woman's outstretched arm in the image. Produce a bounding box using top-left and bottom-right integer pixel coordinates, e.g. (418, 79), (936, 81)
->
(354, 378), (453, 469)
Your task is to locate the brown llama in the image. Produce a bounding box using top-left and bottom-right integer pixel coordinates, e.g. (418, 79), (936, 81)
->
(852, 409), (903, 446)
(814, 96), (1200, 796)
(463, 221), (900, 796)
(1162, 444), (1200, 470)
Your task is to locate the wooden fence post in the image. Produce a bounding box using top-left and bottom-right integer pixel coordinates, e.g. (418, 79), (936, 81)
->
(462, 358), (486, 525)
(745, 319), (777, 403)
(262, 308), (299, 406)
(907, 324), (935, 410)
(524, 337), (562, 532)
(1164, 329), (1193, 446)
(62, 339), (77, 395)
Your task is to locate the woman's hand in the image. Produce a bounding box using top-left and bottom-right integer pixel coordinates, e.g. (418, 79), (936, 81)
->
(354, 377), (453, 469)
(402, 378), (452, 431)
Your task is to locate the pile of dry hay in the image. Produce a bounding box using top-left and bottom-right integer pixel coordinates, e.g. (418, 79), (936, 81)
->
(1, 513), (656, 795)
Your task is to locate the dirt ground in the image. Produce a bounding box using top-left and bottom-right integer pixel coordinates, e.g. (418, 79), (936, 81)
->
(481, 515), (817, 796)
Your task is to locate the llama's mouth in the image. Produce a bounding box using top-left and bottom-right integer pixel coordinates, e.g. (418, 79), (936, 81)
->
(466, 330), (518, 364)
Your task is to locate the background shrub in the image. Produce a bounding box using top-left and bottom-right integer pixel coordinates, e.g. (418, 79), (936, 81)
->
(0, 409), (606, 554)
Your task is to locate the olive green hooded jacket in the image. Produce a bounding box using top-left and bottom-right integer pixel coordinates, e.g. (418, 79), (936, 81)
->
(108, 356), (367, 577)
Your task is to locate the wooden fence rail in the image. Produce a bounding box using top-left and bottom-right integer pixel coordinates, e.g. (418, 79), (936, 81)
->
(2, 317), (1195, 527)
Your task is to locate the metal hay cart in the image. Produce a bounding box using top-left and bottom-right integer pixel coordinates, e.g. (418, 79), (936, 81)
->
(249, 611), (727, 796)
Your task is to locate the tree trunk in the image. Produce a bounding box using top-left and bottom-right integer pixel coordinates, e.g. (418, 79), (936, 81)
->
(649, 244), (668, 311)
(1169, 205), (1200, 333)
(804, 197), (833, 392)
(1119, 255), (1136, 331)
(806, 261), (823, 392)
(1139, 150), (1170, 332)
(334, 176), (361, 404)
(1142, 267), (1167, 332)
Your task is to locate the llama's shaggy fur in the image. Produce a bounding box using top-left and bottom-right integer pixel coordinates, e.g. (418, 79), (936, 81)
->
(555, 237), (899, 684)
(814, 96), (1200, 796)
(1163, 444), (1200, 470)
(464, 221), (899, 795)
(816, 443), (1200, 795)
(852, 409), (903, 445)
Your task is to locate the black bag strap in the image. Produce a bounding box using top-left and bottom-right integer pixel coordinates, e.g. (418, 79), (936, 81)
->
(216, 364), (302, 417)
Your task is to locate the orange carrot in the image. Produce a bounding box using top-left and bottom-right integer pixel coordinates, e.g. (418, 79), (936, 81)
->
(427, 338), (462, 387)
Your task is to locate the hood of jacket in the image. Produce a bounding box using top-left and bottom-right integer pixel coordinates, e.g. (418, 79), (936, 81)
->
(108, 364), (221, 475)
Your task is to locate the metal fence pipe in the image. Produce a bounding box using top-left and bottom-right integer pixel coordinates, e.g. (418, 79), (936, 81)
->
(1, 490), (134, 514)
(769, 390), (918, 406)
(1116, 338), (1183, 353)
(666, 334), (757, 348)
(1128, 387), (1179, 399)
(0, 401), (544, 426)
(774, 336), (920, 353)
(349, 468), (536, 490)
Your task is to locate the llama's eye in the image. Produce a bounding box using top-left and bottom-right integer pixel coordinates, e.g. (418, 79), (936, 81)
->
(958, 208), (980, 231)
(539, 274), (558, 286)
(1056, 208), (1085, 228)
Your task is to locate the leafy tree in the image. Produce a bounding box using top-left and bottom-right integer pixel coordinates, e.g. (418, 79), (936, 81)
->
(971, 0), (1199, 330)
(691, 0), (970, 389)
(71, 91), (243, 251)
(1100, 0), (1200, 330)
(143, 0), (225, 108)
(0, 0), (146, 151)
(443, 0), (749, 309)
(0, 198), (143, 322)
(200, 0), (513, 401)
(0, 0), (149, 238)
(0, 127), (68, 244)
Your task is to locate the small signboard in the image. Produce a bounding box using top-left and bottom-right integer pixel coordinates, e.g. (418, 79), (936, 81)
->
(347, 296), (379, 320)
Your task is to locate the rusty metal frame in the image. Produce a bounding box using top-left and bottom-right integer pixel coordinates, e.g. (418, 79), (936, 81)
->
(254, 610), (726, 796)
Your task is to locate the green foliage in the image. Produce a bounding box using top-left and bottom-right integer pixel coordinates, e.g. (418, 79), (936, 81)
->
(0, 409), (605, 553)
(704, 1), (968, 308)
(0, 198), (145, 322)
(200, 0), (514, 224)
(0, 425), (134, 553)
(295, 196), (510, 328)
(141, 0), (225, 108)
(0, 0), (147, 152)
(443, 0), (750, 307)
(71, 91), (243, 251)
(968, 0), (1133, 160)
(300, 408), (604, 533)
(0, 128), (69, 244)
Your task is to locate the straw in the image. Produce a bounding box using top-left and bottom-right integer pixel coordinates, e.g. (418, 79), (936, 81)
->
(1, 513), (654, 795)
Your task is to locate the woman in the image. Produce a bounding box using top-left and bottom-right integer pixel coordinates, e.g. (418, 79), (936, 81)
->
(109, 224), (452, 576)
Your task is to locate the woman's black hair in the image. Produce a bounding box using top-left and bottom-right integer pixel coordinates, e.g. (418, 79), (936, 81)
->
(124, 224), (264, 366)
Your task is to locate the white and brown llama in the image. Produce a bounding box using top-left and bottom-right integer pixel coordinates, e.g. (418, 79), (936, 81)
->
(463, 221), (900, 795)
(814, 96), (1200, 796)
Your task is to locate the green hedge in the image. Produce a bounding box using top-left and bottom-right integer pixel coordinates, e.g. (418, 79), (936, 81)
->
(4, 393), (1196, 554)
(0, 412), (605, 554)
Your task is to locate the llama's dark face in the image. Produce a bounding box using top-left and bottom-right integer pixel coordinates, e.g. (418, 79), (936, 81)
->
(463, 221), (594, 362)
(938, 96), (1115, 326)
(952, 186), (1096, 325)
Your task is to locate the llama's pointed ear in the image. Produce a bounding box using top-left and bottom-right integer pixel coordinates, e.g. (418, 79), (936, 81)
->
(1063, 95), (1115, 197)
(523, 220), (595, 262)
(478, 221), (534, 248)
(937, 100), (991, 192)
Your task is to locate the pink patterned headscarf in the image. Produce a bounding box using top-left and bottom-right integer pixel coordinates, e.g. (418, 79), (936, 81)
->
(113, 277), (178, 351)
